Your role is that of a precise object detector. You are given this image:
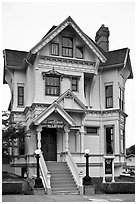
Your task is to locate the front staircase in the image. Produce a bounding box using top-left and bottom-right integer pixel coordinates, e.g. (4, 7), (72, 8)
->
(46, 162), (79, 194)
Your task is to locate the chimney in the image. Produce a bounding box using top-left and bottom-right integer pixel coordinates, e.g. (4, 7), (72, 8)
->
(95, 24), (110, 52)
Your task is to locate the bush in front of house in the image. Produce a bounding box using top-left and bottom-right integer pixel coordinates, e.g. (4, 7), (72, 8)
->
(101, 182), (135, 194)
(2, 182), (22, 194)
(2, 172), (33, 195)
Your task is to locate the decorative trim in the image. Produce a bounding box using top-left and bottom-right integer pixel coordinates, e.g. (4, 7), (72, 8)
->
(39, 55), (95, 66)
(42, 68), (81, 80)
(30, 16), (106, 62)
(32, 101), (77, 126)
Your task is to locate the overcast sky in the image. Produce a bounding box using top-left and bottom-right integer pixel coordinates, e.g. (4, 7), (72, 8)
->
(1, 1), (136, 148)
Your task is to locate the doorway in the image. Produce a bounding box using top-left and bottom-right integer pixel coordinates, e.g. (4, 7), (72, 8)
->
(41, 128), (57, 161)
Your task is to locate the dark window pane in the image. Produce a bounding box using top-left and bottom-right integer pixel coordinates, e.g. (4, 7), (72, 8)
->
(106, 127), (113, 154)
(62, 37), (73, 57)
(62, 37), (73, 47)
(76, 46), (83, 59)
(46, 76), (60, 96)
(72, 78), (78, 91)
(105, 85), (113, 108)
(51, 43), (59, 56)
(18, 86), (24, 106)
(87, 127), (98, 134)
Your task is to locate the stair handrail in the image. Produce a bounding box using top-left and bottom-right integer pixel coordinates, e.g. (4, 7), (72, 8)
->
(66, 150), (82, 188)
(39, 152), (51, 191)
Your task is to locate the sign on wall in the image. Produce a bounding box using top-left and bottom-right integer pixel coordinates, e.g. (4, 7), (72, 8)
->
(43, 120), (64, 128)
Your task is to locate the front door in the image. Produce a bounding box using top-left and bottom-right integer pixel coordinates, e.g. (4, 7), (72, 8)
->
(41, 128), (57, 161)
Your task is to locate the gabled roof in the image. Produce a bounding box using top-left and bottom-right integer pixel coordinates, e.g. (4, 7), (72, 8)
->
(99, 48), (133, 79)
(30, 16), (106, 62)
(33, 102), (76, 126)
(56, 89), (87, 110)
(3, 49), (28, 69)
(100, 48), (128, 68)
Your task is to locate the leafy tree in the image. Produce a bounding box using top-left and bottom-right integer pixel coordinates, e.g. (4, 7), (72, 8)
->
(2, 111), (25, 156)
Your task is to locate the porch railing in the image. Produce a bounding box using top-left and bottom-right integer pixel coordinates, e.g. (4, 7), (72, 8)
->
(39, 152), (51, 194)
(65, 150), (83, 194)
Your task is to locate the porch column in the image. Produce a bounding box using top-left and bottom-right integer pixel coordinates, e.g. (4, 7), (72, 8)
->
(80, 126), (85, 153)
(64, 125), (70, 152)
(36, 126), (42, 150)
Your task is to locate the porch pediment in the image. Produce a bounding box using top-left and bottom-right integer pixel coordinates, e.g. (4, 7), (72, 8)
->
(56, 89), (87, 111)
(33, 102), (76, 126)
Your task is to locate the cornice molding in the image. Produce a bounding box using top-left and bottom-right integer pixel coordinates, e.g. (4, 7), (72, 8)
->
(39, 55), (96, 66)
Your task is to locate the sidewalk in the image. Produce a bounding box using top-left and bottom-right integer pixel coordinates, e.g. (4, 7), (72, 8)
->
(2, 194), (135, 202)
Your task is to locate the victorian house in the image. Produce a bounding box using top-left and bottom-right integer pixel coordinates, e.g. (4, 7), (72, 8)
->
(3, 16), (133, 194)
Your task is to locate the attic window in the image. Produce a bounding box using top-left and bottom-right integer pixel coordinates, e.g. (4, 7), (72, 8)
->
(76, 46), (83, 59)
(51, 43), (59, 56)
(62, 36), (73, 57)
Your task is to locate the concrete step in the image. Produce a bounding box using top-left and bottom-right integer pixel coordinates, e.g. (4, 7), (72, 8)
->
(46, 161), (78, 194)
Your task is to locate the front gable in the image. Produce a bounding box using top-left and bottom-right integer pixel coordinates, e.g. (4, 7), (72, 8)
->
(33, 102), (76, 126)
(30, 16), (106, 62)
(56, 89), (87, 111)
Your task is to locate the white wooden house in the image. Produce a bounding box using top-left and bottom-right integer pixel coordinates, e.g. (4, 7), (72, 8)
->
(3, 16), (133, 194)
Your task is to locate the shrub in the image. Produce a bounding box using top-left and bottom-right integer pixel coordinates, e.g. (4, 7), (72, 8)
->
(101, 182), (135, 194)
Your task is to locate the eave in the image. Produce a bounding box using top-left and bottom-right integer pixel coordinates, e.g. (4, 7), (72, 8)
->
(30, 16), (106, 63)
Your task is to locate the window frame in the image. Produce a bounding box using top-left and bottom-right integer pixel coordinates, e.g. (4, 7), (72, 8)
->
(86, 127), (99, 135)
(17, 84), (24, 107)
(51, 42), (59, 56)
(119, 87), (125, 111)
(76, 45), (84, 59)
(105, 84), (113, 109)
(45, 75), (60, 96)
(71, 77), (79, 92)
(62, 36), (73, 58)
(120, 128), (125, 154)
(105, 126), (114, 155)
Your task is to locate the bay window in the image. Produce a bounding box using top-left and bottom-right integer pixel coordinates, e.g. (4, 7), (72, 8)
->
(105, 126), (114, 155)
(105, 85), (113, 108)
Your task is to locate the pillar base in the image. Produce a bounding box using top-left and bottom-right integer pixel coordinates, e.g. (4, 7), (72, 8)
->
(33, 188), (45, 195)
(84, 185), (95, 195)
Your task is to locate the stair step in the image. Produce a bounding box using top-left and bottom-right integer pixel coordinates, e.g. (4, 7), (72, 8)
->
(51, 179), (73, 184)
(52, 190), (79, 195)
(46, 161), (78, 194)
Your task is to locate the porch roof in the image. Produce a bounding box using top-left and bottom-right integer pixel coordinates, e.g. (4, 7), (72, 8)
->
(32, 102), (76, 127)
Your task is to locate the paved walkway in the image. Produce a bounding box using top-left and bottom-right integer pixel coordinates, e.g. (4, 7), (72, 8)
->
(2, 194), (135, 202)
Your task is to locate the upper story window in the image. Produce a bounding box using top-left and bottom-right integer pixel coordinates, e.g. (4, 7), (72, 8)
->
(51, 43), (59, 56)
(105, 85), (113, 108)
(17, 85), (24, 107)
(45, 75), (60, 96)
(76, 46), (83, 59)
(72, 77), (78, 91)
(62, 36), (73, 57)
(106, 126), (114, 155)
(119, 87), (124, 111)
